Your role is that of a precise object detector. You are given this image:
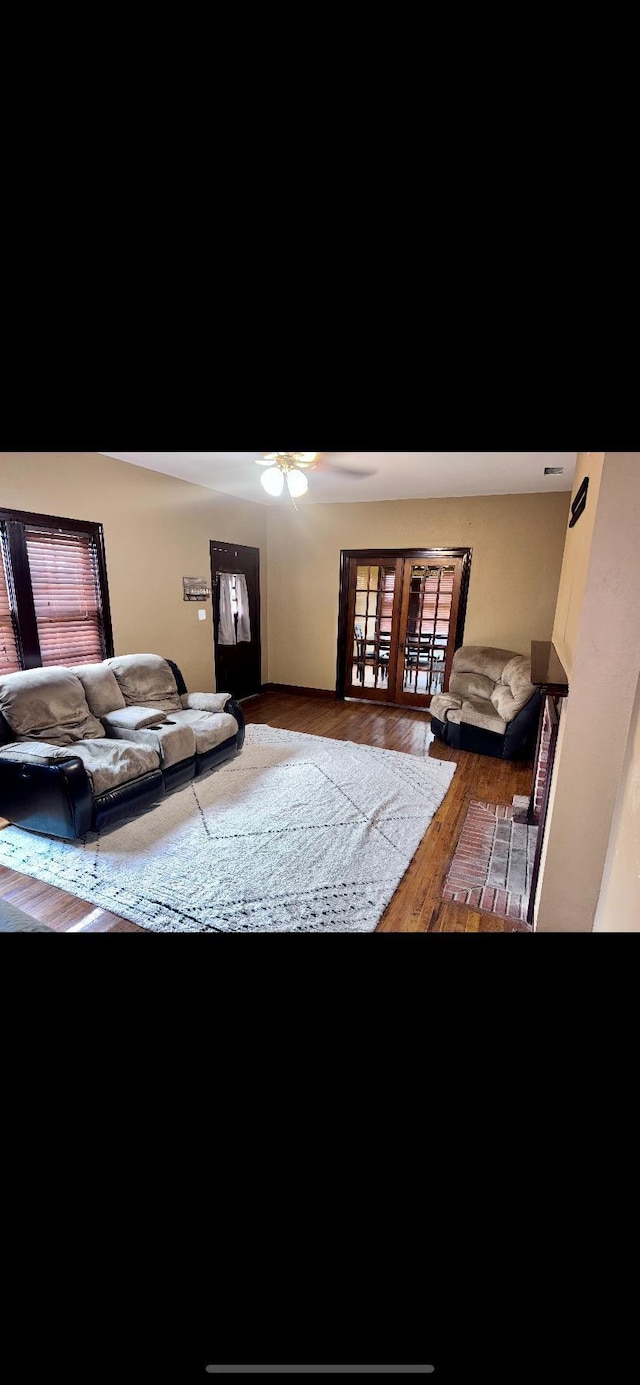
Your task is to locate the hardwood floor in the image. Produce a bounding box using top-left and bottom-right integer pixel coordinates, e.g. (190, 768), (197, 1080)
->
(0, 694), (534, 933)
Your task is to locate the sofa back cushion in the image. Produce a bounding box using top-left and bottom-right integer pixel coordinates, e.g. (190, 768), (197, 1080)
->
(490, 656), (536, 724)
(106, 654), (182, 712)
(0, 667), (105, 744)
(73, 663), (126, 719)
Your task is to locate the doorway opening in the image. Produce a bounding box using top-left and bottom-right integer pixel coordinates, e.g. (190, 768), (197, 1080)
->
(210, 540), (262, 702)
(336, 548), (472, 709)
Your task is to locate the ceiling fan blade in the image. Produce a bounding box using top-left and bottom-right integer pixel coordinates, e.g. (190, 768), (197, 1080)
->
(315, 460), (377, 478)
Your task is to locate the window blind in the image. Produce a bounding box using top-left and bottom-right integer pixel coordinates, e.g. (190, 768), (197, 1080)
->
(25, 527), (105, 667)
(0, 531), (21, 675)
(379, 570), (395, 634)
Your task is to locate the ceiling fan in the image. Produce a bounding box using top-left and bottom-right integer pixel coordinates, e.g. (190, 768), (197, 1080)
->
(256, 452), (376, 500)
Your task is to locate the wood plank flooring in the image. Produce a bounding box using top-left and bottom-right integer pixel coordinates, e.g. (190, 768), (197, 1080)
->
(0, 694), (533, 933)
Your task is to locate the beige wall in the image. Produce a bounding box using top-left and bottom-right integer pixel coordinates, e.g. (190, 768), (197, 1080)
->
(536, 453), (640, 931)
(550, 453), (606, 677)
(267, 493), (570, 689)
(0, 452), (268, 693)
(594, 673), (640, 930)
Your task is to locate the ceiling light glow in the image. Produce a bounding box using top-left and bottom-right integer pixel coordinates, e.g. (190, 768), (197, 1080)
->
(286, 469), (309, 498)
(260, 466), (285, 497)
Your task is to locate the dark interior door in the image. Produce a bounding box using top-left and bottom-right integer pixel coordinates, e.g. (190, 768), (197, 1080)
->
(210, 540), (262, 701)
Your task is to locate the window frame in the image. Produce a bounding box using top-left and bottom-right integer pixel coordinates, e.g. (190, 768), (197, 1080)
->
(0, 506), (114, 670)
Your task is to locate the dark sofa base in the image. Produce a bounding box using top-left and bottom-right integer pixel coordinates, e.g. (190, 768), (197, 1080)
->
(196, 734), (243, 777)
(163, 759), (197, 792)
(93, 769), (165, 832)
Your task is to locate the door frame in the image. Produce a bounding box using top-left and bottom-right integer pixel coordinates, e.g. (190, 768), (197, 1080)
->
(336, 547), (473, 703)
(210, 539), (262, 700)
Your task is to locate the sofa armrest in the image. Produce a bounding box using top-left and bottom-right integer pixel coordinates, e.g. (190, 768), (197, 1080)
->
(0, 750), (93, 839)
(225, 698), (246, 750)
(502, 690), (542, 761)
(101, 706), (168, 733)
(180, 692), (232, 712)
(431, 693), (462, 722)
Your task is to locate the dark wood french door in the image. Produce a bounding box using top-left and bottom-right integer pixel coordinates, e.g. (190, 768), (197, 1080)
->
(338, 548), (471, 709)
(210, 540), (262, 701)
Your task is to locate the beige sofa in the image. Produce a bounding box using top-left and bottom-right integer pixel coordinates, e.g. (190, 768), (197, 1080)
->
(430, 647), (540, 760)
(0, 654), (245, 839)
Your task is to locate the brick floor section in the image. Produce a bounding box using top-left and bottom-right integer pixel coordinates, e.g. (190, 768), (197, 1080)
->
(443, 799), (538, 925)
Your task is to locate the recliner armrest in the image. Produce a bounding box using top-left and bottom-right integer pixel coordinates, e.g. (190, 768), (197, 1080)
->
(180, 692), (232, 712)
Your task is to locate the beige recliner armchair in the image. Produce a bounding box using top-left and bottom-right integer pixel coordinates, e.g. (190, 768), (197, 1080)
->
(430, 646), (540, 760)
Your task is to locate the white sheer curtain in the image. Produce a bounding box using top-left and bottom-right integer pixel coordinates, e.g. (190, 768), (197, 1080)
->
(218, 574), (252, 645)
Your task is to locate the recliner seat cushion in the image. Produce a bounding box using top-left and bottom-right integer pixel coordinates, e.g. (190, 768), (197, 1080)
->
(0, 667), (105, 745)
(106, 654), (182, 712)
(165, 708), (239, 755)
(446, 695), (507, 734)
(73, 663), (126, 718)
(71, 739), (161, 796)
(0, 736), (160, 795)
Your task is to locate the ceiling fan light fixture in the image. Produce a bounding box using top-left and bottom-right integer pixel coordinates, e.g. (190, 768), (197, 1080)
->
(286, 468), (309, 498)
(260, 466), (285, 497)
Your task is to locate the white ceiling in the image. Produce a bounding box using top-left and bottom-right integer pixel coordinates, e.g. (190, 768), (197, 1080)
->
(97, 452), (577, 506)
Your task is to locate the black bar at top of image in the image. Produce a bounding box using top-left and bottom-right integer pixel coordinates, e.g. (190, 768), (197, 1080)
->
(205, 1370), (435, 1376)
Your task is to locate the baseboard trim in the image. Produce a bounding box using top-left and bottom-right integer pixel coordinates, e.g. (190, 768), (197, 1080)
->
(262, 684), (337, 700)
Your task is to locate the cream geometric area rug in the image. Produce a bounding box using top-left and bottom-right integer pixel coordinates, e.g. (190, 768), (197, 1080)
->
(0, 724), (457, 933)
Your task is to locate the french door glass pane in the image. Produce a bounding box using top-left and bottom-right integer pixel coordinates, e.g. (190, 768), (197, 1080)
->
(402, 564), (455, 697)
(352, 564), (395, 691)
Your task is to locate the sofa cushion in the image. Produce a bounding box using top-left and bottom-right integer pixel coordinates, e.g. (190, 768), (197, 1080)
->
(0, 667), (105, 745)
(105, 721), (197, 768)
(450, 670), (496, 700)
(0, 736), (159, 795)
(106, 654), (182, 712)
(72, 663), (126, 718)
(491, 656), (536, 723)
(71, 739), (161, 796)
(451, 646), (520, 685)
(165, 708), (239, 755)
(447, 695), (507, 734)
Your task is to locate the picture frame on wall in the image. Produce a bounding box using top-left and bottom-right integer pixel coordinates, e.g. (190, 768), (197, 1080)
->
(183, 577), (211, 602)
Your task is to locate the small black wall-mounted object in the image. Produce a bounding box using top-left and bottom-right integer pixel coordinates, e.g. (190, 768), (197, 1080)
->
(569, 477), (589, 528)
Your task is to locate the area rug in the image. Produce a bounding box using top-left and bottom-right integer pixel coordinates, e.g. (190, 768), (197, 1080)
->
(0, 725), (457, 933)
(442, 798), (538, 925)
